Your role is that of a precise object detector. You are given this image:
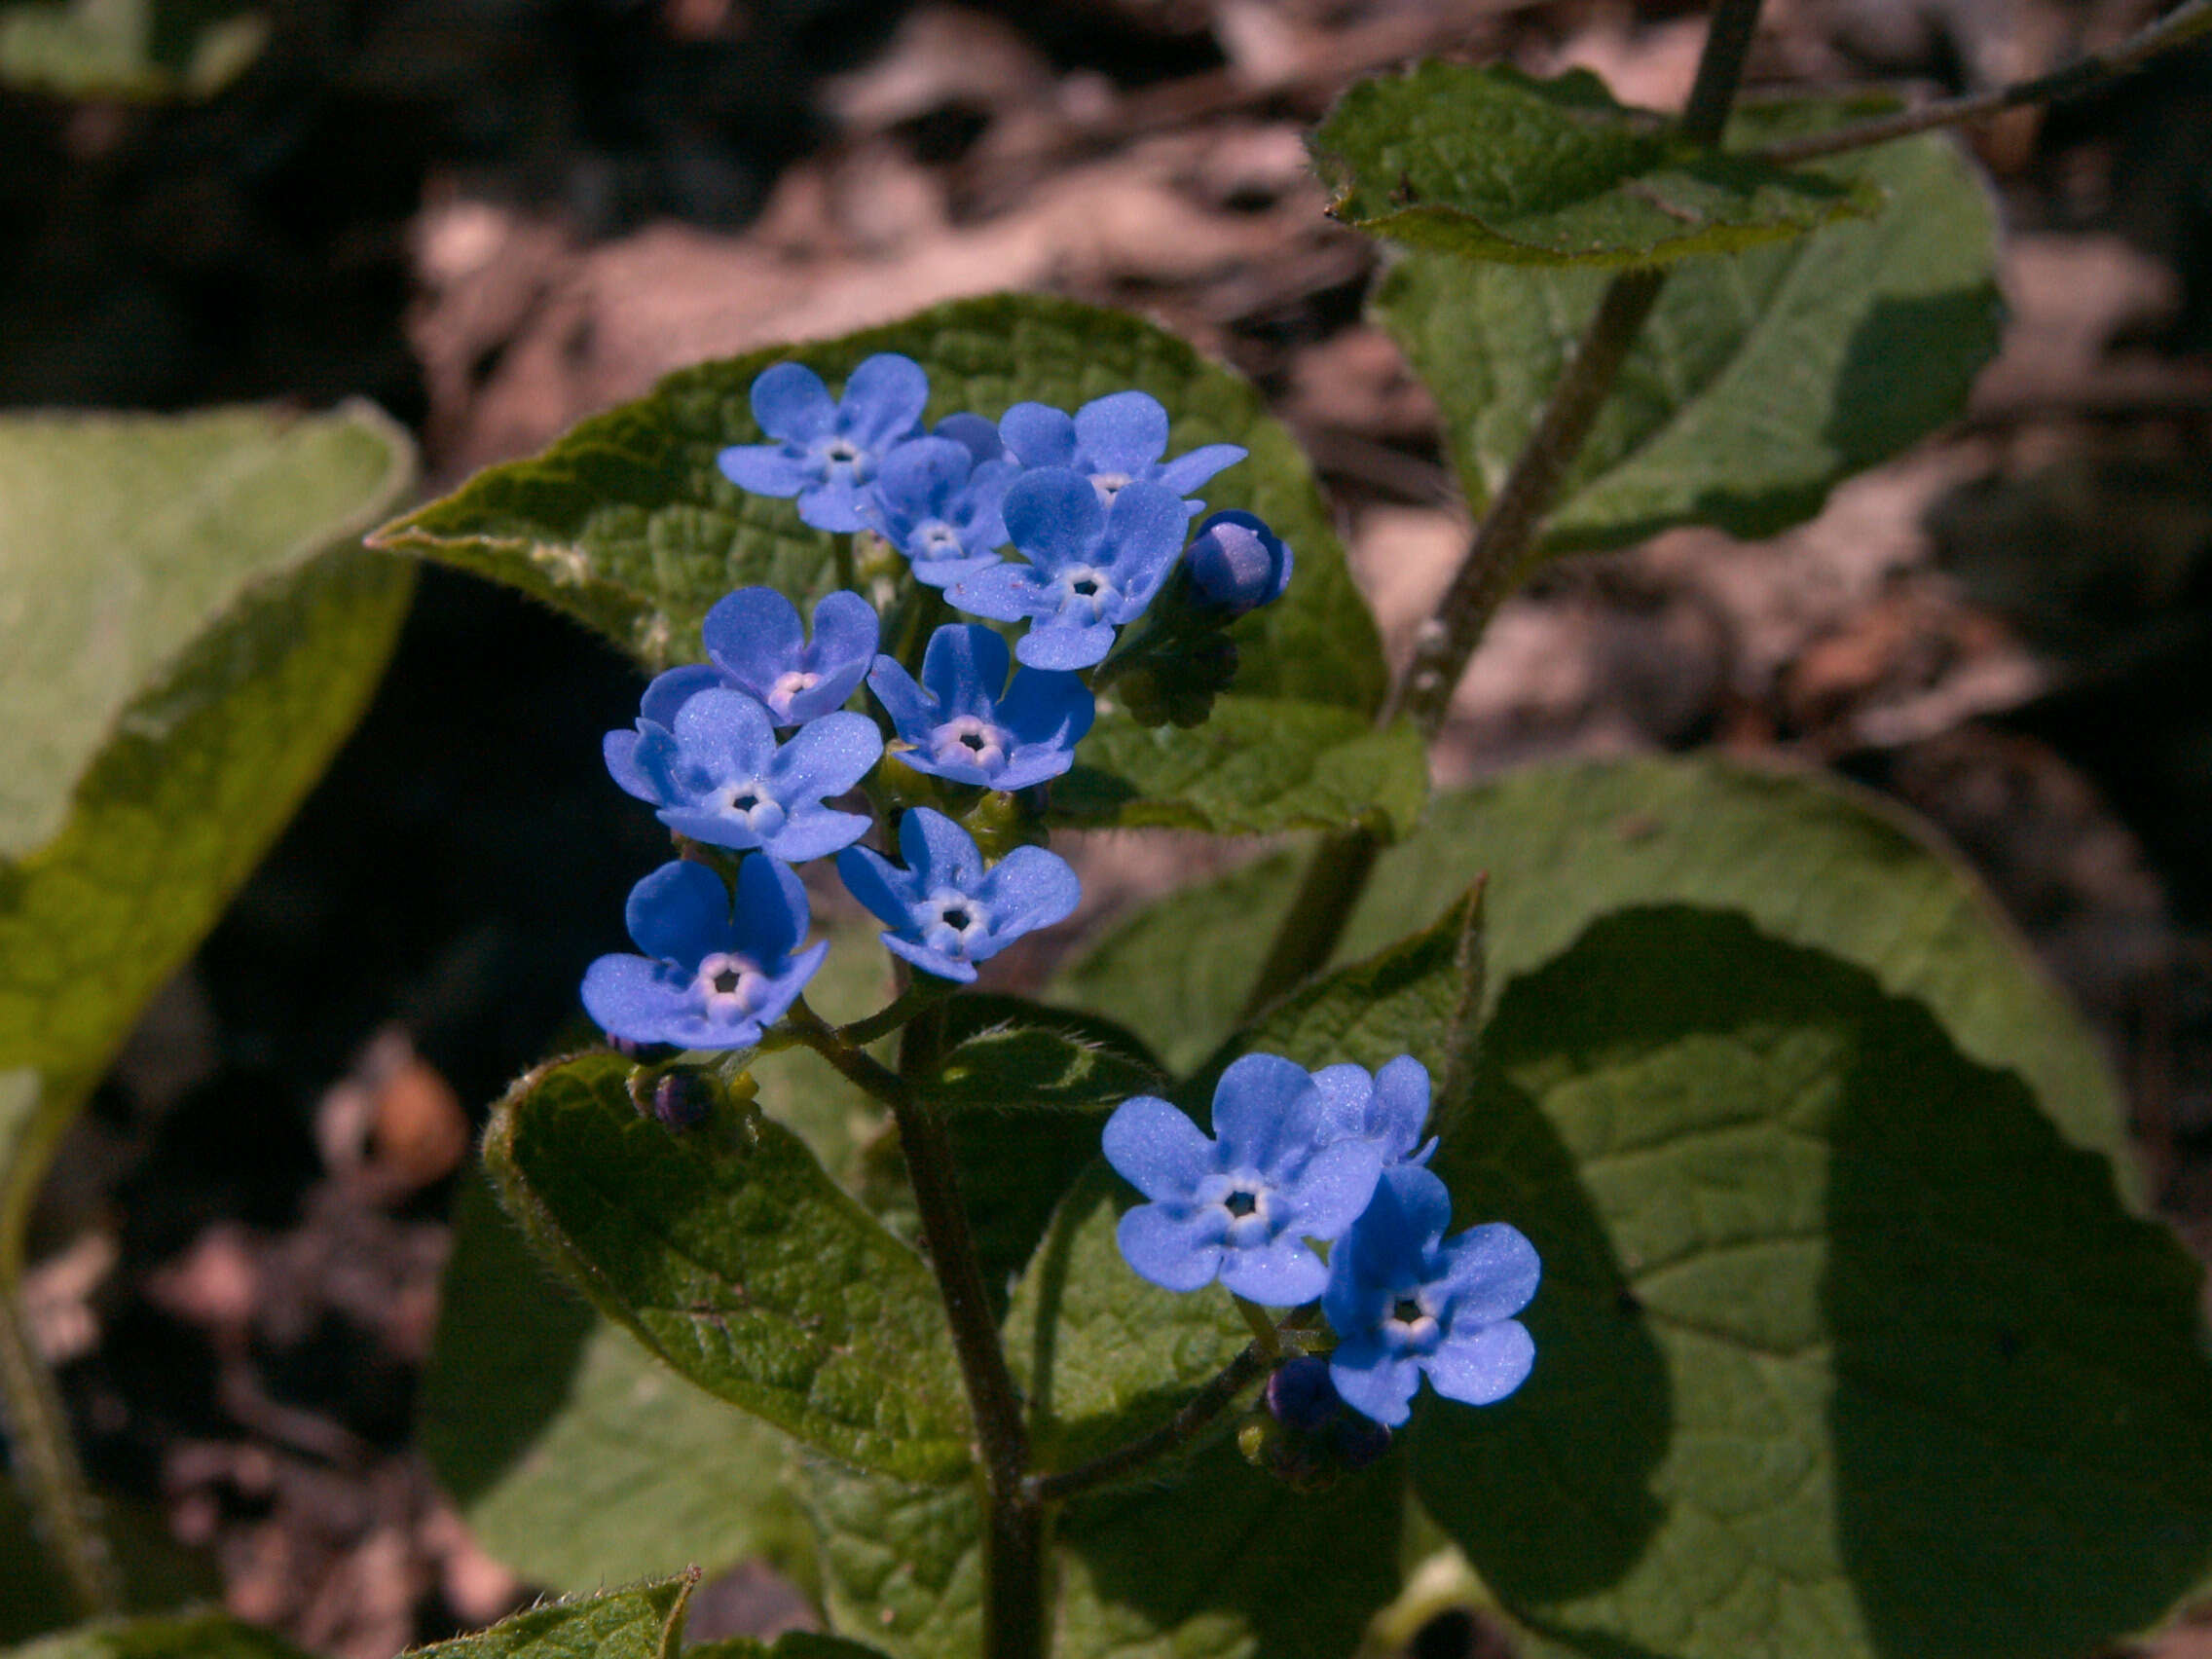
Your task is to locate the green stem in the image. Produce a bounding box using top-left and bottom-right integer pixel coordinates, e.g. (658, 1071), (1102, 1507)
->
(782, 1003), (1043, 1659)
(1234, 1295), (1285, 1360)
(1749, 0), (2212, 166)
(1025, 1343), (1273, 1506)
(840, 977), (957, 1049)
(1241, 0), (1768, 1016)
(0, 1080), (119, 1617)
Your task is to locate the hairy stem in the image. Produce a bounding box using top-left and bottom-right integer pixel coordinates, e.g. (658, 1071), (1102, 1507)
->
(1241, 0), (1768, 1017)
(783, 1003), (1041, 1659)
(1026, 1344), (1273, 1506)
(1751, 0), (2211, 166)
(0, 1290), (118, 1616)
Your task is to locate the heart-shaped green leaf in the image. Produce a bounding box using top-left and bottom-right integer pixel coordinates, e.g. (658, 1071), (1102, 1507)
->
(1375, 101), (1999, 555)
(1419, 905), (2212, 1659)
(485, 1052), (970, 1482)
(1310, 63), (1876, 267)
(408, 1576), (695, 1658)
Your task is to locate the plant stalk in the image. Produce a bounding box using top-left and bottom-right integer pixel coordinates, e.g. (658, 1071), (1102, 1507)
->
(783, 1003), (1042, 1659)
(1026, 1343), (1273, 1506)
(0, 1290), (118, 1616)
(1240, 0), (1768, 1019)
(1750, 0), (2212, 166)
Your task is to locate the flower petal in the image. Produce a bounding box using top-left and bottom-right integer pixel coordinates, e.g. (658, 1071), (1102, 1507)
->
(867, 655), (937, 735)
(704, 588), (805, 685)
(1013, 617), (1116, 671)
(581, 953), (696, 1047)
(1154, 442), (1248, 498)
(1099, 480), (1190, 586)
(604, 726), (659, 803)
(882, 933), (978, 983)
(771, 710), (884, 799)
(1003, 467), (1104, 569)
(718, 444), (818, 498)
(975, 846), (1080, 938)
(1102, 1095), (1217, 1203)
(839, 353), (930, 445)
(1073, 390), (1168, 472)
(836, 845), (914, 929)
(1116, 1202), (1226, 1293)
(934, 412), (1005, 465)
(751, 362), (837, 441)
(730, 852), (811, 963)
(1370, 1056), (1433, 1161)
(946, 562), (1046, 625)
(1328, 1344), (1421, 1428)
(797, 476), (868, 533)
(1438, 1222), (1542, 1326)
(901, 806), (983, 890)
(624, 859), (732, 965)
(1285, 1138), (1384, 1243)
(998, 402), (1076, 469)
(993, 664), (1094, 751)
(762, 807), (874, 864)
(1218, 1236), (1327, 1307)
(748, 938), (830, 1031)
(1422, 1319), (1535, 1407)
(672, 687), (778, 780)
(1209, 1052), (1322, 1163)
(1311, 1063), (1374, 1142)
(656, 806), (764, 851)
(920, 624), (1012, 716)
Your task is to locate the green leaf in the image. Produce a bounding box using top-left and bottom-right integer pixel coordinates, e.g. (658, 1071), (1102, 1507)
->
(1375, 102), (2000, 554)
(369, 293), (1381, 708)
(802, 1441), (1405, 1659)
(484, 1052), (971, 1482)
(1309, 63), (1876, 267)
(420, 1175), (809, 1593)
(921, 996), (1165, 1115)
(1055, 701), (1428, 839)
(0, 0), (266, 100)
(0, 1612), (308, 1659)
(407, 1575), (695, 1658)
(369, 293), (1411, 838)
(1416, 905), (2212, 1659)
(689, 1639), (897, 1659)
(1054, 756), (2135, 1197)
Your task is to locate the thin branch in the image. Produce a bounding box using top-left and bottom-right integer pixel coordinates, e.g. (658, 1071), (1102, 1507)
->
(1750, 0), (2212, 166)
(1026, 1344), (1272, 1506)
(1240, 0), (1770, 1015)
(782, 1005), (1029, 1495)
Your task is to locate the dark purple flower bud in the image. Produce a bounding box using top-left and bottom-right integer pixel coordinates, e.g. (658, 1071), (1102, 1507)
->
(650, 1072), (712, 1130)
(1185, 511), (1291, 614)
(1266, 1355), (1342, 1432)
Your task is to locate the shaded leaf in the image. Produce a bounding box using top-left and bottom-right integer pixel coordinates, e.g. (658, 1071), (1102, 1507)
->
(407, 1576), (694, 1658)
(798, 1462), (982, 1659)
(0, 0), (264, 101)
(920, 996), (1165, 1116)
(1056, 700), (1427, 838)
(1417, 906), (2212, 1659)
(1310, 63), (1874, 267)
(1054, 757), (2134, 1196)
(485, 1052), (970, 1482)
(419, 1175), (808, 1592)
(1376, 101), (2000, 554)
(0, 1613), (306, 1659)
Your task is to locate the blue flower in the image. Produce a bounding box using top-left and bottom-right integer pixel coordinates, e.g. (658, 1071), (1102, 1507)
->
(1323, 1164), (1540, 1428)
(581, 857), (827, 1051)
(718, 354), (929, 532)
(605, 688), (882, 861)
(1186, 510), (1293, 614)
(998, 390), (1246, 514)
(949, 469), (1188, 669)
(1102, 1053), (1385, 1307)
(868, 624), (1094, 791)
(1313, 1055), (1436, 1166)
(861, 436), (1017, 589)
(698, 587), (880, 726)
(837, 807), (1080, 982)
(932, 412), (1008, 466)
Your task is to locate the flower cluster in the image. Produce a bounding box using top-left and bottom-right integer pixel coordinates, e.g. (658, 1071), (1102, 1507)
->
(1102, 1054), (1539, 1429)
(582, 352), (1294, 1057)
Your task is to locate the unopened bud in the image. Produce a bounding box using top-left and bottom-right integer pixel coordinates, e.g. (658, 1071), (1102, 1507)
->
(649, 1071), (712, 1130)
(1186, 511), (1292, 614)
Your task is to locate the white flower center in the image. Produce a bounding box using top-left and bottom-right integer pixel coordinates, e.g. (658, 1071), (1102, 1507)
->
(723, 778), (788, 839)
(695, 952), (772, 1019)
(1384, 1290), (1441, 1353)
(1091, 471), (1132, 500)
(767, 670), (820, 720)
(932, 715), (1011, 777)
(1055, 565), (1119, 626)
(921, 891), (991, 957)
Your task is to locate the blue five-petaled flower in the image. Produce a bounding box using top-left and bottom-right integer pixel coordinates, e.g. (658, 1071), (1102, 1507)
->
(869, 623), (1094, 791)
(639, 587), (880, 733)
(718, 353), (929, 532)
(1323, 1164), (1540, 1428)
(949, 468), (1190, 670)
(1313, 1054), (1437, 1167)
(1102, 1054), (1385, 1307)
(582, 856), (827, 1050)
(861, 435), (1017, 589)
(605, 687), (882, 862)
(998, 389), (1246, 515)
(837, 808), (1080, 982)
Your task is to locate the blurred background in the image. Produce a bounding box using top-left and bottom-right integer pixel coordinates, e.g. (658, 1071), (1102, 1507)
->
(5, 0), (2211, 1651)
